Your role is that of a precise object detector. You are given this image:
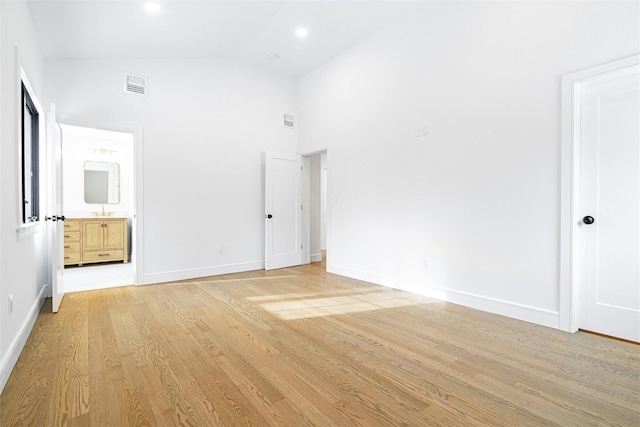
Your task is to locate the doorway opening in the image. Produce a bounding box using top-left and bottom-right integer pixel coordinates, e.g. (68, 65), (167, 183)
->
(60, 124), (136, 292)
(305, 150), (328, 270)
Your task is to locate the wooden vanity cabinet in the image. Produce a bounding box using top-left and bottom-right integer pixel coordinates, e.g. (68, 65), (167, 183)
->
(64, 218), (128, 266)
(82, 218), (128, 264)
(63, 219), (81, 265)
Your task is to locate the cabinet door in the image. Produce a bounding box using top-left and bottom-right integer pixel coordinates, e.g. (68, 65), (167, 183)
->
(104, 219), (125, 250)
(83, 220), (104, 250)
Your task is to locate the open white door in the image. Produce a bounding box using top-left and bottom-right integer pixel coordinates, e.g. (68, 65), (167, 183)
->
(265, 152), (302, 270)
(577, 63), (640, 342)
(47, 104), (65, 312)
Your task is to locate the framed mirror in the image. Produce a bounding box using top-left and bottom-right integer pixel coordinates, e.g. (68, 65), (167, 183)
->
(84, 161), (120, 204)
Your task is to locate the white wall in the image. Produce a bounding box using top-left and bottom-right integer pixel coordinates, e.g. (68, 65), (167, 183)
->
(0, 0), (48, 392)
(45, 58), (298, 283)
(0, 3), (3, 380)
(297, 1), (639, 328)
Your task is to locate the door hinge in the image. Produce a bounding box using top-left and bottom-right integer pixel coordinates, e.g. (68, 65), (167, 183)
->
(301, 205), (303, 210)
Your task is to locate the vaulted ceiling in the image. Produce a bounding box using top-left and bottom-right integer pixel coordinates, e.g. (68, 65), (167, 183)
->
(27, 0), (419, 77)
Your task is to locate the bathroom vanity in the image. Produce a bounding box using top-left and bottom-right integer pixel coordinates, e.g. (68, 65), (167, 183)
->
(64, 217), (128, 266)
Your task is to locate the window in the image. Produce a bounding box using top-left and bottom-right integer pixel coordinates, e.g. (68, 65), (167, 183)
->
(22, 82), (39, 223)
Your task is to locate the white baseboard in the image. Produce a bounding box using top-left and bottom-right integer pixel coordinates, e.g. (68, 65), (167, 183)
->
(310, 253), (323, 262)
(142, 260), (265, 285)
(328, 263), (560, 330)
(441, 288), (560, 329)
(0, 284), (48, 395)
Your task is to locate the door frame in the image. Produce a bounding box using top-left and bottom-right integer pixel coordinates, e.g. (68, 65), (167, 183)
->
(301, 150), (329, 266)
(559, 54), (639, 333)
(57, 115), (145, 285)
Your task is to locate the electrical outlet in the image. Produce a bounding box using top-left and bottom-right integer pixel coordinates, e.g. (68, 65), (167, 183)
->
(218, 245), (224, 254)
(8, 295), (13, 314)
(416, 124), (430, 137)
(423, 259), (428, 269)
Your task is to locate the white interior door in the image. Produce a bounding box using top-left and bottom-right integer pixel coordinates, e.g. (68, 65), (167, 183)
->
(265, 152), (302, 270)
(47, 104), (65, 312)
(578, 65), (640, 342)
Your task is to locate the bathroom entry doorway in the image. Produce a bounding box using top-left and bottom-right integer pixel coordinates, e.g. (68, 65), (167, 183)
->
(303, 150), (329, 270)
(60, 124), (136, 292)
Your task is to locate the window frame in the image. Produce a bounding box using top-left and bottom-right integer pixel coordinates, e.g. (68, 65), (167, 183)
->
(21, 81), (40, 224)
(17, 66), (44, 234)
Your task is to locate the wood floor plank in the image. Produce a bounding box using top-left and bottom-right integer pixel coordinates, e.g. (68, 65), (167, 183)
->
(46, 294), (88, 426)
(106, 364), (148, 426)
(68, 375), (90, 418)
(0, 300), (62, 426)
(378, 308), (640, 421)
(265, 318), (436, 424)
(87, 317), (119, 425)
(1, 259), (638, 426)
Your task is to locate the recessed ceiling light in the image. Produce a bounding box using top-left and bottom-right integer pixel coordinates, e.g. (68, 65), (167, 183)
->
(144, 2), (162, 14)
(267, 53), (280, 61)
(295, 28), (308, 39)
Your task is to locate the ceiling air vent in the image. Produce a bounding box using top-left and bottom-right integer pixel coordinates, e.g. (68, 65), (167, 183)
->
(124, 73), (147, 96)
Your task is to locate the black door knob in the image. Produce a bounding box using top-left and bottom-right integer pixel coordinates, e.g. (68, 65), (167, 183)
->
(44, 216), (56, 221)
(56, 215), (66, 221)
(267, 214), (273, 219)
(583, 216), (595, 225)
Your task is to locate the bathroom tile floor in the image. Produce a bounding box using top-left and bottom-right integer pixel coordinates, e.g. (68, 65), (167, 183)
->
(63, 262), (134, 293)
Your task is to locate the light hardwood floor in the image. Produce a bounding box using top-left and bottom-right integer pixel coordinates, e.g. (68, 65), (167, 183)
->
(1, 260), (638, 426)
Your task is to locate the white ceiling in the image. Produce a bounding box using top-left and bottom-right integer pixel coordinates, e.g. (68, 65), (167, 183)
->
(27, 0), (419, 78)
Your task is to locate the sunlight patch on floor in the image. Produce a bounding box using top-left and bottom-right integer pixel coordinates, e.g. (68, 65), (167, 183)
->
(170, 275), (298, 286)
(259, 290), (436, 320)
(246, 286), (381, 302)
